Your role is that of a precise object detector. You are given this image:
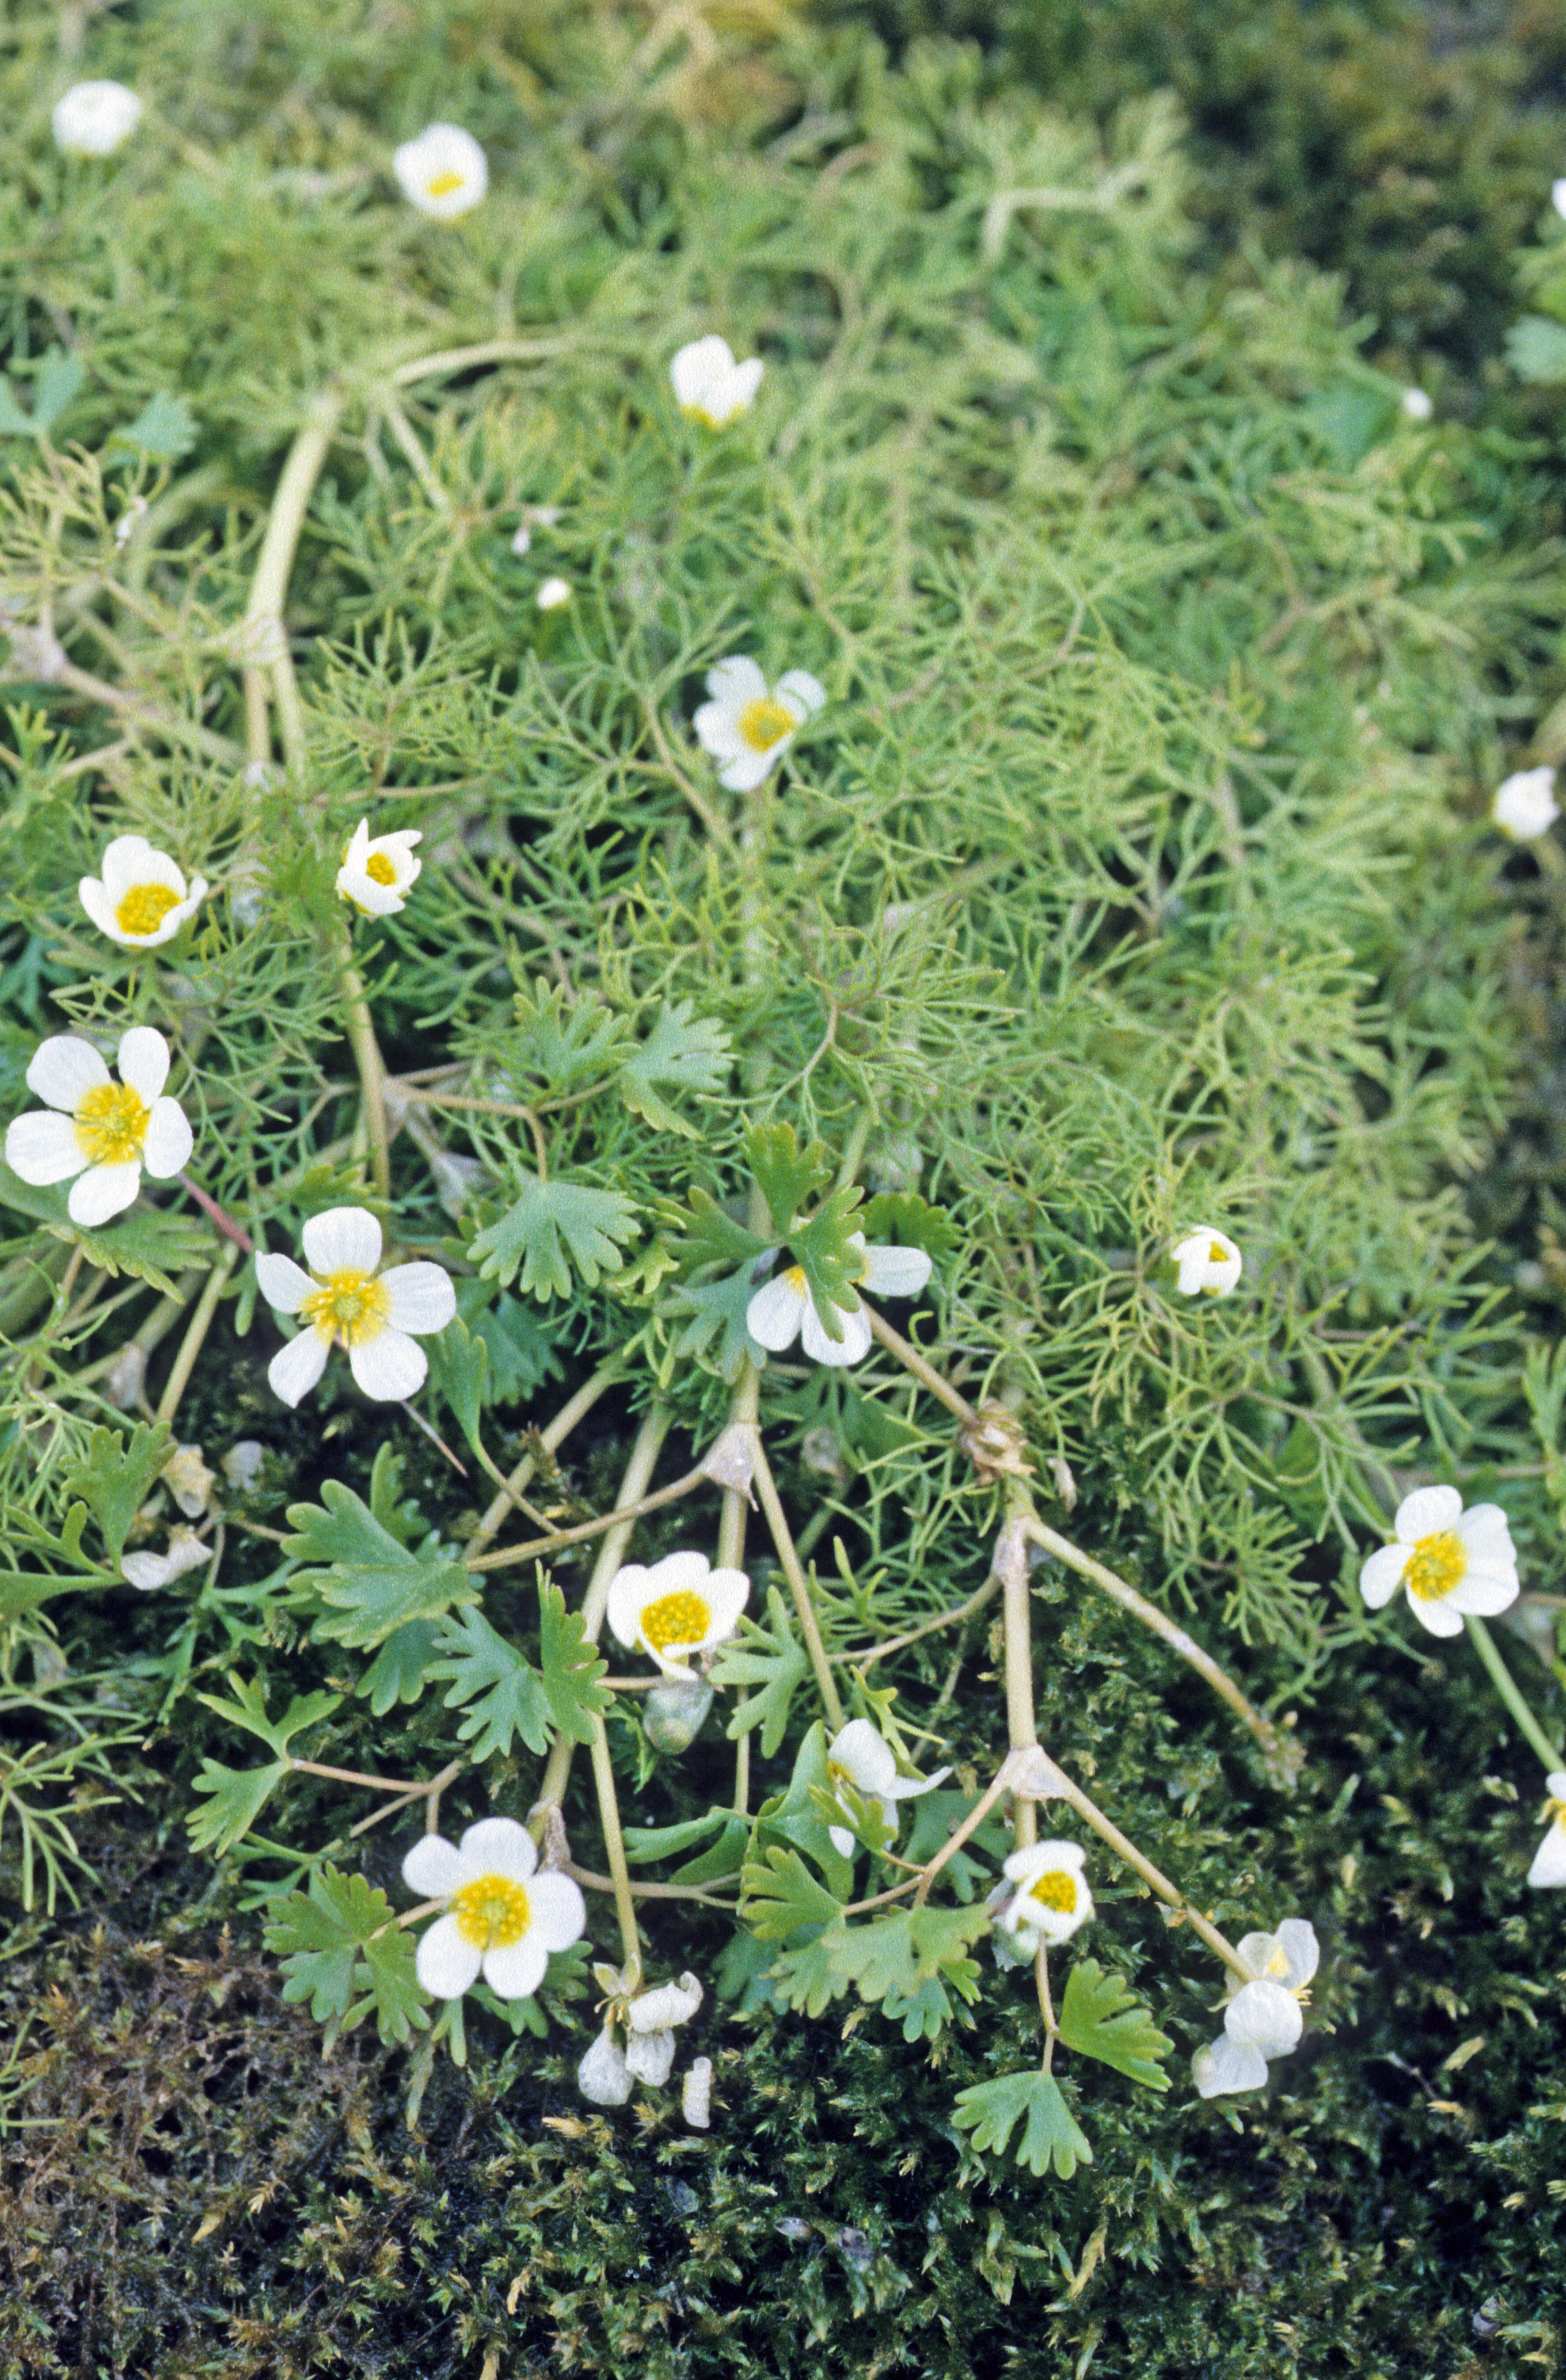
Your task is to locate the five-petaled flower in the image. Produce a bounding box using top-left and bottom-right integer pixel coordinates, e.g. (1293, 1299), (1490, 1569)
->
(669, 335), (763, 430)
(1491, 765), (1559, 842)
(606, 1551), (749, 1680)
(255, 1205), (456, 1406)
(402, 1815), (586, 2000)
(1358, 1485), (1519, 1640)
(693, 657), (826, 791)
(996, 1840), (1094, 1949)
(825, 1718), (950, 1859)
(746, 1233), (933, 1369)
(392, 123), (487, 218)
(5, 1026), (192, 1226)
(1192, 1919), (1318, 2099)
(79, 834), (207, 949)
(336, 819), (423, 917)
(53, 80), (142, 156)
(1170, 1228), (1242, 1297)
(1528, 1772), (1566, 1889)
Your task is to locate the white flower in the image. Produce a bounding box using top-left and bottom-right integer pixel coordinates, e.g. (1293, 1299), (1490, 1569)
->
(682, 2056), (713, 2129)
(606, 1551), (749, 1681)
(825, 1719), (950, 1859)
(1401, 388), (1433, 422)
(1554, 179), (1566, 221)
(1192, 1919), (1318, 2099)
(536, 576), (571, 610)
(1358, 1485), (1519, 1640)
(79, 835), (207, 949)
(5, 1027), (193, 1227)
(669, 335), (764, 429)
(392, 123), (487, 219)
(1170, 1228), (1243, 1298)
(578, 2027), (634, 2106)
(511, 506), (561, 556)
(996, 1841), (1094, 1948)
(623, 1970), (704, 2084)
(121, 1526), (210, 1592)
(1491, 765), (1559, 842)
(255, 1206), (456, 1407)
(746, 1233), (933, 1369)
(692, 657), (826, 792)
(335, 819), (422, 917)
(53, 80), (143, 157)
(402, 1815), (585, 2000)
(1527, 1772), (1566, 1889)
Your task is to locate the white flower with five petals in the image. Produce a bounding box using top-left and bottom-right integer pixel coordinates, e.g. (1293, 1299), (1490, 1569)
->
(1170, 1228), (1243, 1297)
(606, 1551), (749, 1681)
(746, 1233), (933, 1369)
(669, 336), (764, 429)
(53, 80), (142, 156)
(1192, 1919), (1318, 2099)
(392, 123), (487, 219)
(1528, 1772), (1566, 1889)
(5, 1027), (192, 1226)
(336, 819), (422, 917)
(1491, 766), (1559, 842)
(996, 1840), (1094, 1948)
(402, 1816), (586, 2000)
(825, 1719), (950, 1859)
(79, 835), (207, 949)
(255, 1206), (456, 1406)
(693, 657), (826, 792)
(1358, 1486), (1519, 1640)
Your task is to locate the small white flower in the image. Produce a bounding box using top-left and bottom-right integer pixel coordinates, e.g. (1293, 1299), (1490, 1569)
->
(669, 335), (764, 430)
(79, 835), (207, 949)
(825, 1719), (950, 1859)
(996, 1841), (1094, 1948)
(336, 818), (422, 918)
(53, 80), (143, 157)
(511, 506), (561, 556)
(1359, 1485), (1519, 1640)
(682, 2056), (713, 2129)
(1527, 1772), (1566, 1889)
(392, 123), (487, 219)
(5, 1027), (193, 1228)
(402, 1815), (586, 2000)
(1554, 179), (1566, 221)
(692, 657), (826, 792)
(121, 1525), (210, 1592)
(255, 1205), (456, 1406)
(746, 1233), (933, 1369)
(1170, 1228), (1243, 1298)
(536, 576), (571, 610)
(606, 1551), (749, 1681)
(1192, 1919), (1318, 2099)
(1491, 765), (1559, 842)
(578, 2026), (634, 2106)
(1400, 388), (1433, 422)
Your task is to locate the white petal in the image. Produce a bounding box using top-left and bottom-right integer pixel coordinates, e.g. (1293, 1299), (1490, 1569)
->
(1359, 1543), (1410, 1609)
(704, 655), (768, 708)
(255, 1253), (316, 1314)
(829, 1822), (855, 1859)
(1406, 1590), (1465, 1638)
(527, 1870), (587, 1952)
(121, 1551), (174, 1590)
(698, 1569), (750, 1644)
(606, 1563), (653, 1650)
(141, 1097), (193, 1179)
(646, 1550), (715, 1596)
(115, 1026), (171, 1103)
(301, 1205), (382, 1275)
(682, 2058), (713, 2129)
(887, 1764), (950, 1802)
(1173, 1241), (1210, 1295)
(800, 1298), (870, 1367)
(578, 2029), (633, 2106)
(1272, 1920), (1319, 1988)
(1456, 1505), (1515, 1568)
(402, 1833), (465, 1897)
(348, 1327), (427, 1401)
(718, 743), (784, 792)
(1528, 1823), (1566, 1889)
(627, 1973), (703, 2031)
(78, 879), (126, 941)
(101, 837), (183, 899)
(671, 336), (735, 407)
(1446, 1572), (1520, 1618)
(68, 1161), (141, 1225)
(858, 1243), (932, 1297)
(1547, 1772), (1566, 1800)
(457, 1816), (538, 1882)
(1193, 2035), (1269, 2098)
(415, 1913), (483, 1999)
(5, 1110), (88, 1185)
(775, 667), (826, 718)
(27, 1036), (108, 1111)
(625, 2027), (676, 2085)
(1393, 1485), (1463, 1543)
(267, 1328), (331, 1407)
(830, 1721), (898, 1796)
(692, 700), (745, 759)
(1225, 1978), (1303, 2057)
(745, 1273), (808, 1352)
(380, 1262), (457, 1335)
(483, 1935), (549, 1999)
(1234, 1931), (1286, 1980)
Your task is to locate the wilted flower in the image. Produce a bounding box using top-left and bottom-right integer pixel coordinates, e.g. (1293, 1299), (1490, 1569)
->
(1192, 1919), (1318, 2099)
(536, 576), (570, 610)
(746, 1234), (933, 1369)
(162, 1443), (215, 1518)
(578, 2027), (633, 2106)
(79, 835), (207, 948)
(255, 1205), (456, 1406)
(682, 2057), (713, 2129)
(392, 122), (487, 218)
(1170, 1228), (1243, 1298)
(121, 1526), (210, 1592)
(5, 1027), (192, 1227)
(1359, 1485), (1519, 1640)
(220, 1440), (266, 1492)
(336, 819), (422, 917)
(825, 1718), (950, 1859)
(693, 657), (826, 792)
(669, 335), (763, 429)
(53, 80), (142, 156)
(624, 1971), (703, 2085)
(1491, 765), (1559, 842)
(1527, 1772), (1566, 1888)
(996, 1841), (1094, 1948)
(606, 1551), (748, 1681)
(402, 1815), (585, 2000)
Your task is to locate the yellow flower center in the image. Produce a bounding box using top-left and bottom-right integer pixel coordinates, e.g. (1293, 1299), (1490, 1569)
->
(115, 882), (182, 937)
(639, 1589), (713, 1655)
(1209, 1240), (1230, 1265)
(784, 1264), (806, 1291)
(737, 696), (794, 753)
(1028, 1869), (1077, 1913)
(450, 1874), (531, 1949)
(426, 170), (466, 197)
(74, 1081), (150, 1166)
(365, 851), (397, 887)
(681, 402), (725, 430)
(1404, 1528), (1467, 1601)
(300, 1267), (390, 1346)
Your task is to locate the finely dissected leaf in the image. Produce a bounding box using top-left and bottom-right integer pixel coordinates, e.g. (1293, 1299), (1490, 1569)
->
(786, 1183), (865, 1346)
(952, 2068), (1095, 2178)
(425, 1315), (489, 1458)
(746, 1120), (829, 1236)
(428, 1605), (552, 1758)
(859, 1192), (962, 1262)
(1057, 1957), (1173, 2091)
(468, 1173), (639, 1300)
(538, 1581), (609, 1742)
(618, 1000), (731, 1134)
(662, 1184), (771, 1275)
(509, 977), (635, 1093)
(357, 1619), (441, 1715)
(710, 1585), (808, 1756)
(285, 1481), (476, 1649)
(63, 1420), (171, 1563)
(186, 1757), (289, 1855)
(740, 1844), (845, 1942)
(263, 1866), (428, 2051)
(104, 389), (198, 464)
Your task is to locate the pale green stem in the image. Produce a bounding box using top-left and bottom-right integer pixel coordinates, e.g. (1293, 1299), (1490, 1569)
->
(336, 944), (392, 1200)
(243, 395), (342, 772)
(1030, 1751), (1247, 1981)
(1467, 1616), (1565, 1771)
(996, 1512), (1038, 1859)
(467, 1364), (618, 1556)
(718, 1361), (760, 1816)
(153, 1244), (240, 1428)
(748, 1432), (844, 1734)
(589, 1717), (640, 1969)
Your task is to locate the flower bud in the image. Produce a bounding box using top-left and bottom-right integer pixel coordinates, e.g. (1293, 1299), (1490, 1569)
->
(643, 1677), (714, 1754)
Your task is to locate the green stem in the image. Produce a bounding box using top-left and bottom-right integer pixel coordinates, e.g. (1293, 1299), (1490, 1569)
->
(336, 944), (392, 1199)
(467, 1363), (617, 1556)
(153, 1245), (240, 1428)
(1467, 1616), (1565, 1770)
(748, 1433), (845, 1733)
(589, 1718), (641, 1970)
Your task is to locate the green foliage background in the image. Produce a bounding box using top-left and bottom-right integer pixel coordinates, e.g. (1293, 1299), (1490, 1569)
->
(1, 1), (1566, 2372)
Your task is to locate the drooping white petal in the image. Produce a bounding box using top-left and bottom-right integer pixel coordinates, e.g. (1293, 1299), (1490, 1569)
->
(1405, 1591), (1466, 1639)
(301, 1205), (382, 1276)
(745, 1273), (808, 1351)
(1393, 1484), (1463, 1543)
(628, 1977), (703, 2034)
(1358, 1543), (1410, 1609)
(671, 336), (736, 409)
(527, 1869), (588, 1951)
(625, 2027), (677, 2085)
(682, 2057), (713, 2129)
(857, 1243), (933, 1298)
(379, 1262), (457, 1335)
(121, 1551), (174, 1590)
(1273, 1920), (1319, 1988)
(68, 1161), (142, 1226)
(828, 1821), (856, 1859)
(457, 1817), (538, 1882)
(1224, 1978), (1303, 2058)
(348, 1327), (427, 1401)
(578, 2028), (634, 2106)
(141, 1097), (193, 1178)
(414, 1913), (484, 1998)
(255, 1253), (316, 1314)
(830, 1721), (900, 1798)
(267, 1328), (331, 1407)
(1528, 1821), (1566, 1889)
(5, 1110), (88, 1184)
(402, 1833), (466, 1897)
(1193, 2034), (1269, 2098)
(115, 1026), (171, 1104)
(483, 1935), (549, 2000)
(27, 1036), (109, 1112)
(799, 1297), (870, 1367)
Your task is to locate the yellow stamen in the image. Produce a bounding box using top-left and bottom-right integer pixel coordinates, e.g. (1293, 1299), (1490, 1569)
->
(736, 697), (794, 753)
(426, 170), (466, 198)
(784, 1265), (806, 1290)
(640, 1589), (713, 1655)
(74, 1081), (149, 1166)
(300, 1266), (390, 1347)
(1209, 1240), (1230, 1264)
(681, 402), (725, 430)
(451, 1874), (531, 1949)
(365, 852), (397, 887)
(115, 882), (182, 937)
(1028, 1870), (1077, 1913)
(1404, 1529), (1467, 1601)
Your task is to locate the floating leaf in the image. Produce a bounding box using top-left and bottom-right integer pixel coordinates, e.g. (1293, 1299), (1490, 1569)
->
(263, 1866), (428, 2053)
(104, 390), (198, 465)
(859, 1191), (961, 1261)
(509, 977), (634, 1094)
(357, 1619), (441, 1715)
(1057, 1957), (1173, 2091)
(64, 1419), (171, 1563)
(746, 1119), (829, 1236)
(429, 1605), (552, 1758)
(787, 1182), (865, 1346)
(425, 1314), (489, 1459)
(539, 1581), (610, 1742)
(739, 1844), (845, 1943)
